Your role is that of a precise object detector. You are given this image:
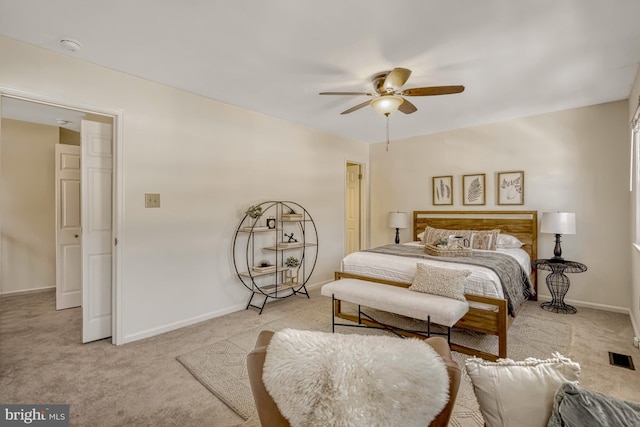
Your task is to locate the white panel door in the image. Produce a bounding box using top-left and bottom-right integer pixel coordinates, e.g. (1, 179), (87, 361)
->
(81, 120), (113, 343)
(55, 144), (82, 310)
(345, 164), (361, 255)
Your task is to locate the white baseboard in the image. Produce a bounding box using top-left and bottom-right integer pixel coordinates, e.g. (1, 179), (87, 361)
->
(0, 285), (55, 297)
(123, 279), (334, 344)
(536, 294), (629, 314)
(306, 279), (332, 289)
(123, 302), (247, 344)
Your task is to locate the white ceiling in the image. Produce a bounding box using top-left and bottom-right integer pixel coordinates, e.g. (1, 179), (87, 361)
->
(2, 98), (86, 132)
(1, 1), (640, 143)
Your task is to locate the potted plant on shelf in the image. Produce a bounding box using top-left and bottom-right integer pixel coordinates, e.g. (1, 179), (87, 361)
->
(245, 205), (262, 227)
(284, 256), (300, 284)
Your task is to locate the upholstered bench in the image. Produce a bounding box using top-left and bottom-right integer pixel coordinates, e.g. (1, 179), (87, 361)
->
(321, 278), (469, 342)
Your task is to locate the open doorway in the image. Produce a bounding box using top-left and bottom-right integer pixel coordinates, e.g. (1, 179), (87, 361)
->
(0, 93), (120, 344)
(345, 161), (365, 255)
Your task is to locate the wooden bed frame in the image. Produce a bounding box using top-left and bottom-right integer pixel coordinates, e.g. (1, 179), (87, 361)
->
(334, 210), (538, 361)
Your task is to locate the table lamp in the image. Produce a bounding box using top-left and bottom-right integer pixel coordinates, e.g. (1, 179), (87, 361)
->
(388, 212), (408, 244)
(540, 212), (576, 261)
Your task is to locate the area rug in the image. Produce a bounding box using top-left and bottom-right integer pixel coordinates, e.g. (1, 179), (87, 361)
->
(177, 297), (571, 427)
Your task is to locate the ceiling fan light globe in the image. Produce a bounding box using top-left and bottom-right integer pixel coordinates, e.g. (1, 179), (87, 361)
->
(370, 95), (404, 116)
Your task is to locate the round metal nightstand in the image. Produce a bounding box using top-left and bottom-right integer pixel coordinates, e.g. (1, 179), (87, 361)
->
(533, 259), (587, 314)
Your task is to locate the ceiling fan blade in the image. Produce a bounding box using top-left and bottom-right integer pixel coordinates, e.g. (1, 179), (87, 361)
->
(401, 85), (465, 96)
(383, 68), (412, 91)
(340, 100), (371, 115)
(398, 98), (417, 114)
(319, 91), (373, 96)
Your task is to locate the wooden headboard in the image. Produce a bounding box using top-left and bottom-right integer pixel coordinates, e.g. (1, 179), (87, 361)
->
(413, 210), (538, 262)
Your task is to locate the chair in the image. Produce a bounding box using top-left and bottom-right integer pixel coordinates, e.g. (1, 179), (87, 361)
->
(246, 330), (461, 427)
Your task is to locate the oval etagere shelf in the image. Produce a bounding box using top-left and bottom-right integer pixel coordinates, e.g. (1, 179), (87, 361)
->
(232, 201), (318, 314)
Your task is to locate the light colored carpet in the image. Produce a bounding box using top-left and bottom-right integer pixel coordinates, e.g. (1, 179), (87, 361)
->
(177, 296), (571, 427)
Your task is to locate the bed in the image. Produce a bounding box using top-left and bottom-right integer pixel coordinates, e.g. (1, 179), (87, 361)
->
(334, 210), (538, 361)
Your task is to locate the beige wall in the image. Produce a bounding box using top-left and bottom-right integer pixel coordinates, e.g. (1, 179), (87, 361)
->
(0, 118), (57, 293)
(58, 127), (79, 145)
(370, 100), (630, 311)
(0, 36), (369, 342)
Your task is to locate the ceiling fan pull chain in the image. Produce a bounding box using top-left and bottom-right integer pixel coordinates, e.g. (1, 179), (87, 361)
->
(386, 114), (390, 152)
(386, 115), (389, 152)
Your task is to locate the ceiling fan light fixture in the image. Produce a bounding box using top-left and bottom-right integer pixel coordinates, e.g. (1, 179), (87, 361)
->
(370, 95), (404, 116)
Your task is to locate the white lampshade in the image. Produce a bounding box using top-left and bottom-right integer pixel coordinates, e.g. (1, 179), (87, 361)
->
(540, 212), (576, 235)
(388, 212), (408, 229)
(371, 96), (404, 116)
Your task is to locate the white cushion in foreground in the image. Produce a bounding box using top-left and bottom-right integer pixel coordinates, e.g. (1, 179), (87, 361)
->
(465, 353), (580, 427)
(263, 329), (449, 427)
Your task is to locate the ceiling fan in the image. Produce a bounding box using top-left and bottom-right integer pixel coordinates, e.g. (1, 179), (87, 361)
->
(319, 68), (464, 116)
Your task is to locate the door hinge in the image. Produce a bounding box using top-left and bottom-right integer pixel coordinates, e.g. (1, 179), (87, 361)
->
(358, 173), (363, 180)
(114, 237), (118, 246)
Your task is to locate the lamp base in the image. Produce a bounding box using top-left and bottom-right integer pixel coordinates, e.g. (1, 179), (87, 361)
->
(553, 233), (564, 260)
(395, 228), (400, 244)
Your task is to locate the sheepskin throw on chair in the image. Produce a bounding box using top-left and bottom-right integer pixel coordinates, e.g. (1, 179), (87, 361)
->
(262, 329), (449, 427)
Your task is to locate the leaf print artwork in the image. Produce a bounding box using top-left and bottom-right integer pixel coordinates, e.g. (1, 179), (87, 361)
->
(467, 177), (482, 202)
(432, 176), (452, 205)
(497, 171), (524, 205)
(501, 176), (522, 200)
(463, 174), (485, 205)
(436, 179), (451, 201)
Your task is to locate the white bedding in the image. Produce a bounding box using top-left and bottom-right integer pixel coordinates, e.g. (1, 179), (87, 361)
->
(340, 242), (532, 300)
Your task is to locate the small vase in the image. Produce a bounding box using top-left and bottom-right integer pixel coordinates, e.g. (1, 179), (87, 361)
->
(286, 269), (298, 284)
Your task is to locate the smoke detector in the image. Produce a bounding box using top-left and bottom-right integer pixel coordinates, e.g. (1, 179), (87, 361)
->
(60, 38), (82, 52)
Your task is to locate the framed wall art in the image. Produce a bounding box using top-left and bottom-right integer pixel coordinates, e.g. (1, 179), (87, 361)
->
(462, 173), (486, 205)
(432, 175), (453, 205)
(497, 171), (524, 205)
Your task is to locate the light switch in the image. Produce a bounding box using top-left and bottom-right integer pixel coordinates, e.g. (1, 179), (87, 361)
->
(145, 193), (160, 208)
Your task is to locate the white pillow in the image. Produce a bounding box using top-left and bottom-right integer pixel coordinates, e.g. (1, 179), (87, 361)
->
(496, 233), (524, 249)
(409, 263), (470, 301)
(465, 353), (580, 427)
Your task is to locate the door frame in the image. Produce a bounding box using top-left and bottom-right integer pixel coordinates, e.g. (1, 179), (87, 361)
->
(0, 87), (124, 345)
(345, 160), (367, 254)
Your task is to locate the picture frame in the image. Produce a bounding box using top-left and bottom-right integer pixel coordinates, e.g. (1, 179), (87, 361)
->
(266, 217), (276, 229)
(462, 173), (486, 205)
(497, 171), (524, 205)
(432, 175), (453, 205)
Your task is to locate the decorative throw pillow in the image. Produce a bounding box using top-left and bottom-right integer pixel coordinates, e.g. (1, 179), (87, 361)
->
(465, 353), (581, 427)
(408, 263), (470, 301)
(423, 226), (472, 245)
(469, 229), (500, 250)
(496, 233), (524, 249)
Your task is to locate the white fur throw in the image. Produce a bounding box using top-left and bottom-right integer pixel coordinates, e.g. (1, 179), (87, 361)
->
(262, 329), (449, 427)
